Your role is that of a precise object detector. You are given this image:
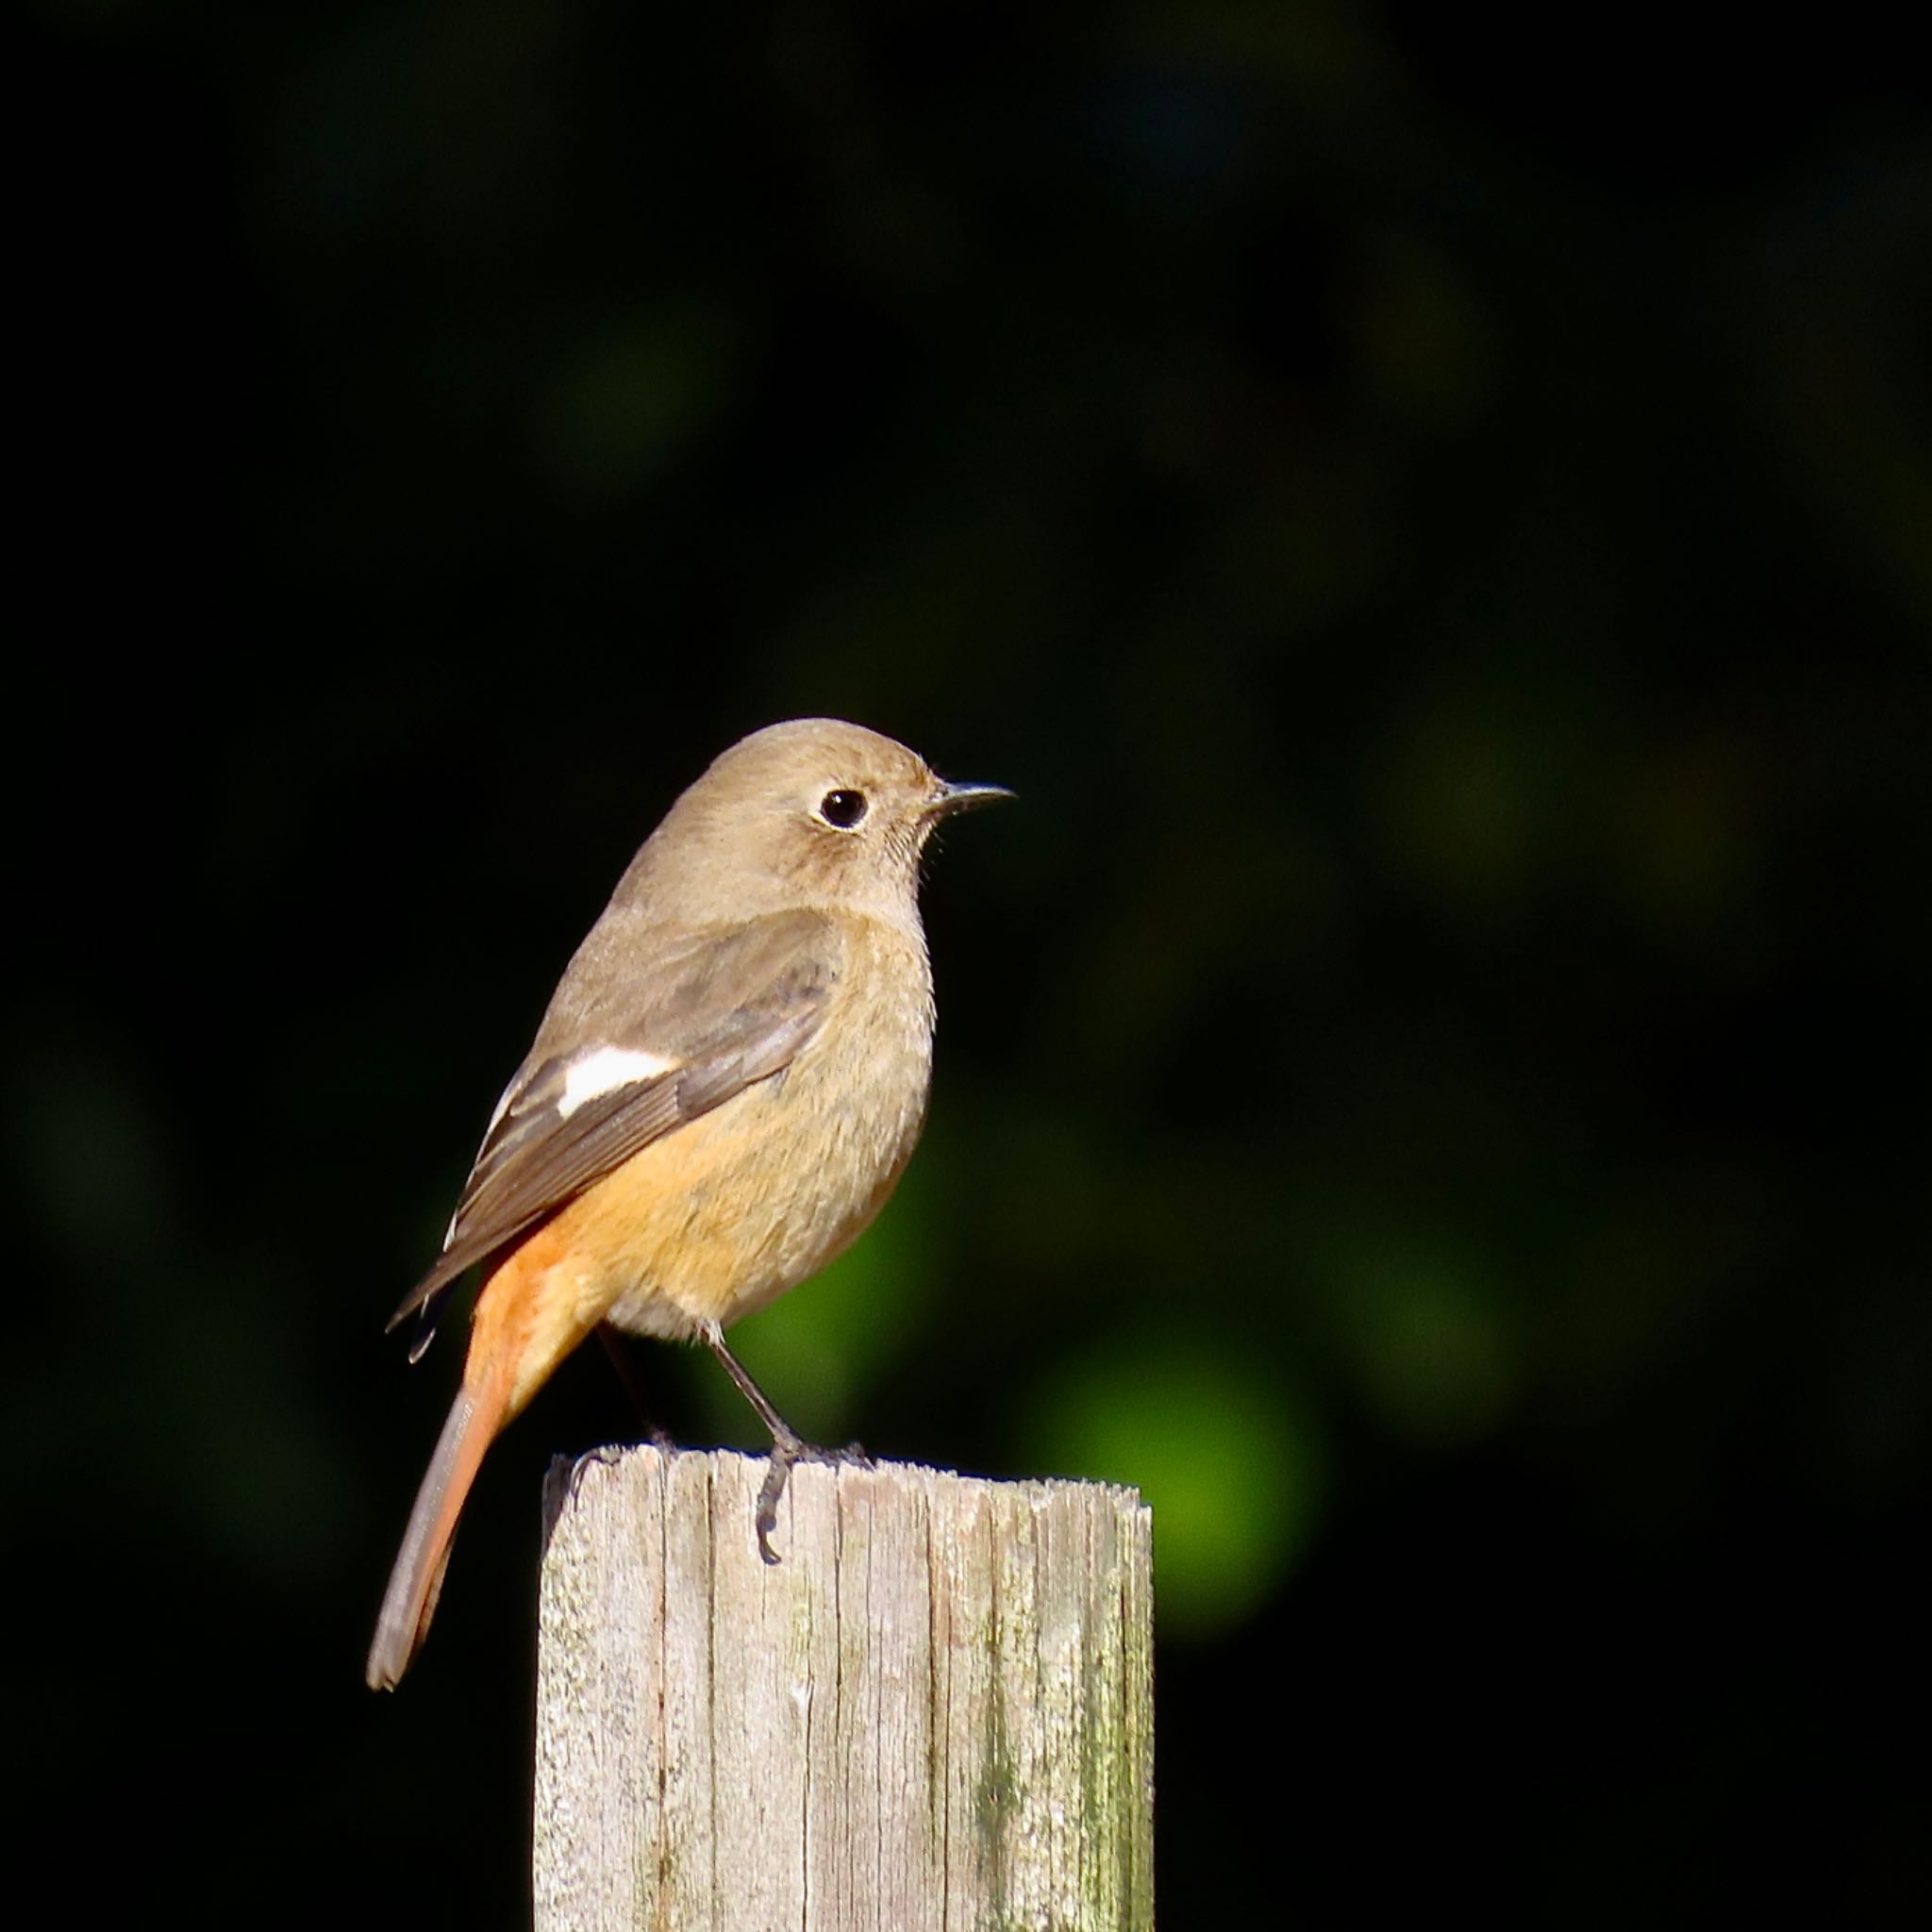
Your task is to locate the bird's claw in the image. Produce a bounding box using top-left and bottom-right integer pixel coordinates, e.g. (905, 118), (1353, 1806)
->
(751, 1437), (873, 1562)
(755, 1436), (801, 1564)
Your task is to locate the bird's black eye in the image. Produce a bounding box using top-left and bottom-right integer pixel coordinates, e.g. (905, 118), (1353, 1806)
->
(818, 788), (868, 829)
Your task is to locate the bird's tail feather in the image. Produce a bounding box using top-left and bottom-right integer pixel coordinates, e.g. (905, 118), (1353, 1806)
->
(365, 1370), (507, 1691)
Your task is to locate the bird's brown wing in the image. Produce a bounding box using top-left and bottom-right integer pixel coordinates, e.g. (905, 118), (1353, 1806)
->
(388, 908), (842, 1336)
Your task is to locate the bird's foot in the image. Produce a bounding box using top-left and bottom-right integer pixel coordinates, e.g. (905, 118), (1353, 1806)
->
(754, 1435), (801, 1563)
(752, 1437), (874, 1563)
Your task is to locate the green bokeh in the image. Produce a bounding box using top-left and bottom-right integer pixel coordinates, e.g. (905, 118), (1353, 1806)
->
(1018, 1334), (1327, 1640)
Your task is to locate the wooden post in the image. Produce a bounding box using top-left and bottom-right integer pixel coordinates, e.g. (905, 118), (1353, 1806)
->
(534, 1446), (1154, 1932)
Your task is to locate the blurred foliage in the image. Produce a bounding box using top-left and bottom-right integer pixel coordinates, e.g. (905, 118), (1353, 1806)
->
(1020, 1331), (1326, 1636)
(10, 0), (1931, 1924)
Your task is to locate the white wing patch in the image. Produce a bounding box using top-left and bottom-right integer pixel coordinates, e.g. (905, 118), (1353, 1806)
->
(440, 1045), (678, 1250)
(558, 1044), (677, 1117)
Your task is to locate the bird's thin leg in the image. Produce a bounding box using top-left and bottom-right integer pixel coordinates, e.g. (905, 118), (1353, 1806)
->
(703, 1324), (873, 1564)
(703, 1323), (799, 1443)
(596, 1325), (676, 1451)
(703, 1324), (804, 1562)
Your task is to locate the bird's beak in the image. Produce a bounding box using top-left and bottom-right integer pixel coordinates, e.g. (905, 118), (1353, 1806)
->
(925, 777), (1016, 821)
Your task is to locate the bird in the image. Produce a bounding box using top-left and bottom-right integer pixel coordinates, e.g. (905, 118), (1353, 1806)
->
(364, 718), (1009, 1690)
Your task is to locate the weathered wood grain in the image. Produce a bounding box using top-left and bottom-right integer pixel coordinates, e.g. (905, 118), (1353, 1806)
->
(534, 1447), (1154, 1932)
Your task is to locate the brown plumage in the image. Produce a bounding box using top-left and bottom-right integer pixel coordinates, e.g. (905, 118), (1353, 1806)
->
(366, 719), (1008, 1690)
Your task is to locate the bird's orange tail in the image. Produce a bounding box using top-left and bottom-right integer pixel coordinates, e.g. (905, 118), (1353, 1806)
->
(365, 1363), (510, 1691)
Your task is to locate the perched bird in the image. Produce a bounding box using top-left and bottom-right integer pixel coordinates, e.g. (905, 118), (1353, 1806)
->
(366, 718), (1008, 1690)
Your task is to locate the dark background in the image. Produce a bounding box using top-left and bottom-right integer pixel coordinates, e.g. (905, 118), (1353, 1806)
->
(12, 1), (1929, 1923)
